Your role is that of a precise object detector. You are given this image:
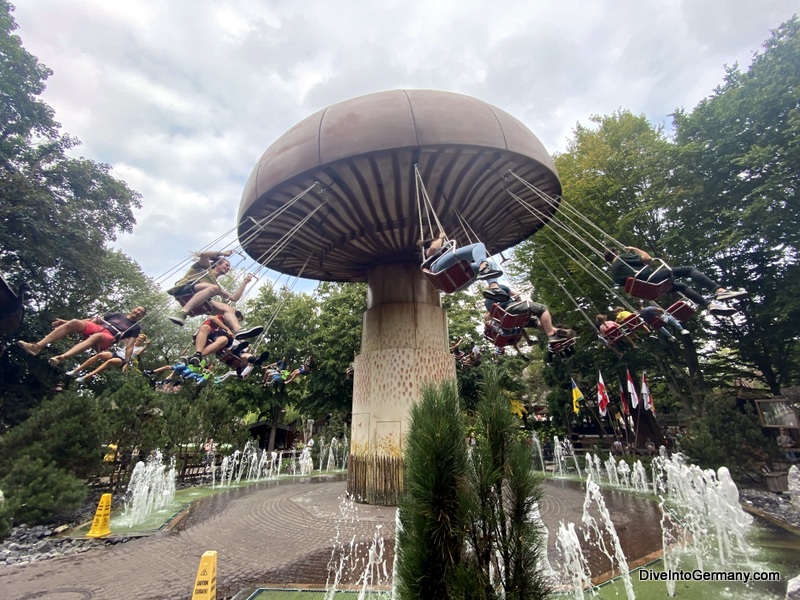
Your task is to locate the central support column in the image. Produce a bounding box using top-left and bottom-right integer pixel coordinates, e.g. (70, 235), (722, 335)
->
(347, 261), (456, 505)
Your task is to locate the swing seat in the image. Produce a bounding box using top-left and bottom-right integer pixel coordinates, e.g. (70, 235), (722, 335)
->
(600, 322), (626, 344)
(484, 323), (523, 348)
(175, 295), (217, 318)
(666, 300), (696, 322)
(623, 277), (674, 301)
(421, 240), (477, 293)
(619, 314), (648, 334)
(216, 349), (252, 377)
(422, 261), (475, 293)
(549, 337), (577, 357)
(489, 303), (531, 330)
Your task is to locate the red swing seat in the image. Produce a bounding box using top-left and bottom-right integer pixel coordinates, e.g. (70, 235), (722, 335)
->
(667, 300), (696, 322)
(483, 323), (523, 348)
(619, 314), (648, 334)
(489, 302), (531, 330)
(599, 322), (627, 344)
(622, 259), (674, 300)
(421, 240), (477, 293)
(648, 300), (697, 329)
(549, 337), (577, 354)
(623, 277), (674, 301)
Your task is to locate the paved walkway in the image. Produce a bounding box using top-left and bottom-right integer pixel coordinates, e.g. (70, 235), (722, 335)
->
(0, 475), (663, 600)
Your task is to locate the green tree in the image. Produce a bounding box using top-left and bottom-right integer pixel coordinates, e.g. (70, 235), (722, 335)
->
(0, 2), (142, 422)
(670, 17), (800, 394)
(397, 379), (471, 599)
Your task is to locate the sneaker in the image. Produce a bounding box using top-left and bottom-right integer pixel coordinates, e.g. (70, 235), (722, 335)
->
(476, 265), (503, 280)
(16, 340), (40, 356)
(715, 289), (747, 301)
(708, 302), (737, 317)
(482, 288), (511, 303)
(143, 370), (154, 378)
(248, 351), (270, 366)
(188, 352), (203, 366)
(680, 329), (691, 336)
(168, 310), (187, 327)
(235, 326), (264, 340)
(231, 341), (249, 356)
(48, 356), (62, 367)
(75, 375), (88, 383)
(65, 368), (80, 377)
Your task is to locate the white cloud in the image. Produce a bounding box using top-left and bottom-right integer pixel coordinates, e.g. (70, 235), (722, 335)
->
(11, 0), (797, 289)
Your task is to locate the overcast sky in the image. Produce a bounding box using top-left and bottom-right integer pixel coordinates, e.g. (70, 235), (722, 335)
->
(12, 1), (798, 291)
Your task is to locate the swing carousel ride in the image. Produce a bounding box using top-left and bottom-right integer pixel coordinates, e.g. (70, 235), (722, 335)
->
(237, 89), (561, 504)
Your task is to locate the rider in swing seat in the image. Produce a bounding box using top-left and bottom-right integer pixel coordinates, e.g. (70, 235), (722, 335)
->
(167, 249), (261, 337)
(423, 230), (505, 292)
(604, 246), (746, 316)
(483, 284), (575, 344)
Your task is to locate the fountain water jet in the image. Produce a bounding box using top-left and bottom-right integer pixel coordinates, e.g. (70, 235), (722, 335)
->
(121, 450), (176, 527)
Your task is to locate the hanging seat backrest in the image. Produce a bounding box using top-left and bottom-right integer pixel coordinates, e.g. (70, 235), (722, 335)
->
(623, 258), (674, 300)
(600, 322), (626, 343)
(216, 349), (246, 372)
(175, 295), (217, 317)
(489, 302), (531, 330)
(484, 322), (522, 348)
(619, 314), (648, 334)
(421, 240), (476, 293)
(549, 337), (577, 356)
(666, 299), (696, 323)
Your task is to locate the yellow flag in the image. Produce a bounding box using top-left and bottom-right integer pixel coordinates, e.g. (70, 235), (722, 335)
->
(571, 378), (584, 414)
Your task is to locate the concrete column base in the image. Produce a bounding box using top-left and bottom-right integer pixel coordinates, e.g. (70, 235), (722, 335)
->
(347, 262), (456, 504)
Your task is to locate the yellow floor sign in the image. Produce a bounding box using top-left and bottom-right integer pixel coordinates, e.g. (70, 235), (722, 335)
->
(86, 493), (112, 538)
(191, 550), (217, 599)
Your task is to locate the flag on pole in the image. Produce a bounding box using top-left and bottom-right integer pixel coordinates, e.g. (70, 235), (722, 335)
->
(571, 378), (584, 414)
(626, 369), (639, 409)
(641, 372), (654, 413)
(597, 372), (610, 416)
(619, 382), (629, 416)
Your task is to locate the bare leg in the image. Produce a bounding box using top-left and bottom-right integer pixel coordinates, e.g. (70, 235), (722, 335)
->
(21, 319), (89, 354)
(194, 325), (212, 353)
(180, 283), (223, 314)
(72, 351), (113, 374)
(536, 310), (556, 337)
(53, 333), (108, 361)
(210, 301), (242, 332)
(83, 358), (124, 382)
(285, 369), (301, 384)
(201, 336), (230, 357)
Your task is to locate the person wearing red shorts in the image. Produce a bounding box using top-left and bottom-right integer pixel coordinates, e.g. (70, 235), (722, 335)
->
(17, 306), (146, 367)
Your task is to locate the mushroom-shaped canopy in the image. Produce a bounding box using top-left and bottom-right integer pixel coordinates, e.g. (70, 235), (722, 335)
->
(238, 89), (561, 282)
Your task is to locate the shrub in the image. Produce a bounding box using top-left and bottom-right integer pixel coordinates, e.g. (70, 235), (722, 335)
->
(0, 457), (87, 531)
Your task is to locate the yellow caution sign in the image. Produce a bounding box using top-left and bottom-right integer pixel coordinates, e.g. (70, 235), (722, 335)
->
(191, 550), (217, 599)
(86, 493), (112, 538)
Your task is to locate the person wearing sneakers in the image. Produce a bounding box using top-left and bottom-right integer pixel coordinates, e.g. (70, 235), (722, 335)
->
(67, 334), (149, 383)
(604, 246), (746, 316)
(17, 306), (146, 367)
(483, 284), (575, 344)
(423, 231), (504, 283)
(166, 249), (260, 336)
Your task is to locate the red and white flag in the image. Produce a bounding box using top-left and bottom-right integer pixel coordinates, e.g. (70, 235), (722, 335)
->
(626, 368), (639, 409)
(619, 382), (629, 416)
(641, 372), (654, 413)
(597, 371), (610, 416)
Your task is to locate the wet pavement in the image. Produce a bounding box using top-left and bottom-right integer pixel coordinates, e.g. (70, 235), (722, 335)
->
(0, 474), (663, 600)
